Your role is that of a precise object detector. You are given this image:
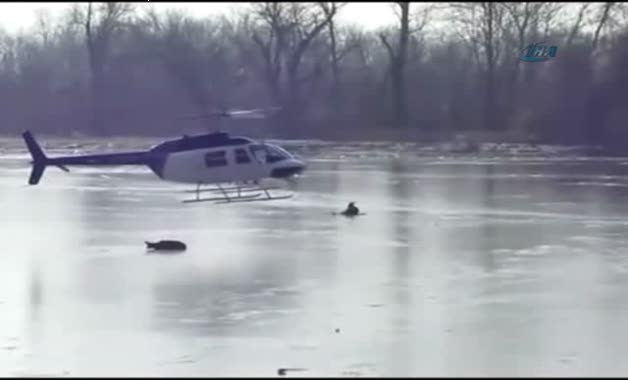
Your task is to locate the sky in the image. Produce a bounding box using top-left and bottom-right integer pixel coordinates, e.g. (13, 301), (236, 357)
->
(0, 2), (399, 34)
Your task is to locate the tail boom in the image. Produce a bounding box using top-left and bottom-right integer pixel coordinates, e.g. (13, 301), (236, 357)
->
(22, 130), (151, 185)
(48, 151), (150, 166)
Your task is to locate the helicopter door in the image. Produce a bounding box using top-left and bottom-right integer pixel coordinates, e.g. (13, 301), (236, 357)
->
(234, 148), (252, 164)
(249, 145), (268, 164)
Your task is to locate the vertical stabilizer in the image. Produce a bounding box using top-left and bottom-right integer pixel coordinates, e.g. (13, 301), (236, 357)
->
(22, 131), (48, 185)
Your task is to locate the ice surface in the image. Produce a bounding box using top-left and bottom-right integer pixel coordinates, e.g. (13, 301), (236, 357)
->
(2, 138), (628, 376)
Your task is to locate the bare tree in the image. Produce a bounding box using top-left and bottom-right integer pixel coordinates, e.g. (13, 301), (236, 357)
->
(452, 2), (505, 130)
(566, 3), (590, 48)
(592, 2), (615, 51)
(500, 3), (562, 121)
(252, 2), (337, 121)
(482, 3), (505, 130)
(379, 2), (428, 128)
(0, 29), (16, 77)
(319, 3), (364, 118)
(537, 2), (564, 40)
(156, 12), (210, 111)
(319, 2), (344, 114)
(251, 3), (287, 105)
(285, 3), (337, 118)
(34, 9), (55, 47)
(502, 3), (551, 54)
(72, 2), (133, 135)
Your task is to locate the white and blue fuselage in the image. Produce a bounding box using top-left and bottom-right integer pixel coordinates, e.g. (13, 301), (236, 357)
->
(22, 131), (306, 186)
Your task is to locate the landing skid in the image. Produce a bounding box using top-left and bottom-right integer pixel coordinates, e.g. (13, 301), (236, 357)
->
(182, 185), (273, 194)
(182, 183), (293, 204)
(183, 192), (262, 204)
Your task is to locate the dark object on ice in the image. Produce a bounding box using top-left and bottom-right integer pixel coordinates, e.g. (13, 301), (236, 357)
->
(277, 368), (307, 376)
(331, 202), (365, 217)
(145, 240), (187, 252)
(335, 328), (340, 333)
(341, 202), (359, 216)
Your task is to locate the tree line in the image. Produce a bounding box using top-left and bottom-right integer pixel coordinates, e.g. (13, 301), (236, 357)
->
(0, 2), (627, 150)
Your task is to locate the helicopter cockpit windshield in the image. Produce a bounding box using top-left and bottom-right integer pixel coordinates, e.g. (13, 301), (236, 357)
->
(249, 143), (291, 164)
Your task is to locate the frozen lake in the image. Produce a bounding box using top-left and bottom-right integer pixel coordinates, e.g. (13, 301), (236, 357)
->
(3, 139), (628, 376)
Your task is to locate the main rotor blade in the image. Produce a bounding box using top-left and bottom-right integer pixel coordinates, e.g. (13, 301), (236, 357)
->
(179, 107), (282, 121)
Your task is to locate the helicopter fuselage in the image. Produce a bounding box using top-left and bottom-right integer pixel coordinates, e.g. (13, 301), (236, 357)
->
(155, 142), (304, 184)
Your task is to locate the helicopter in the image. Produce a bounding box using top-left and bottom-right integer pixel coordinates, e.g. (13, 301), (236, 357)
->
(21, 108), (306, 204)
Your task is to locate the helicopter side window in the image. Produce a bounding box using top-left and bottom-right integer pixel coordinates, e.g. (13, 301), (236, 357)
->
(204, 151), (227, 168)
(235, 148), (251, 164)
